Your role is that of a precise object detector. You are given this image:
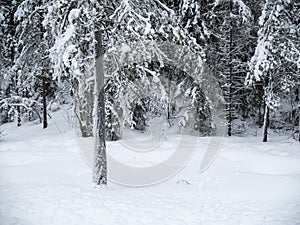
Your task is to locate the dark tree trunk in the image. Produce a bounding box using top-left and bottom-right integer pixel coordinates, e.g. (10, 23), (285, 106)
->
(297, 88), (300, 142)
(38, 6), (47, 129)
(17, 106), (21, 127)
(262, 74), (271, 142)
(298, 107), (300, 142)
(167, 69), (172, 127)
(42, 77), (48, 129)
(227, 0), (233, 137)
(258, 105), (262, 127)
(263, 104), (269, 142)
(93, 27), (107, 186)
(16, 77), (21, 127)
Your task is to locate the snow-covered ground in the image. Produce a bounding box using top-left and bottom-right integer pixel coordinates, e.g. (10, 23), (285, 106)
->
(1, 110), (300, 225)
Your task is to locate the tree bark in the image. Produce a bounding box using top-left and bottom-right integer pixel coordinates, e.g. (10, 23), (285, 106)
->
(297, 87), (300, 142)
(93, 27), (107, 186)
(39, 7), (47, 129)
(262, 103), (269, 142)
(17, 106), (21, 127)
(298, 103), (300, 142)
(42, 76), (48, 129)
(227, 0), (233, 137)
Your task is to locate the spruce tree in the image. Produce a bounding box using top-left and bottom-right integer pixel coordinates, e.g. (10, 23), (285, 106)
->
(247, 0), (300, 142)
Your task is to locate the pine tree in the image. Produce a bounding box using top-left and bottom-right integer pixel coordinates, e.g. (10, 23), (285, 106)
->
(0, 1), (21, 125)
(247, 0), (300, 142)
(0, 0), (52, 126)
(203, 0), (253, 136)
(47, 0), (95, 136)
(105, 0), (208, 136)
(178, 0), (254, 136)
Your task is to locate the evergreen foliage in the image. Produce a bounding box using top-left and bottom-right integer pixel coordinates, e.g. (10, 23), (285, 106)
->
(0, 0), (299, 141)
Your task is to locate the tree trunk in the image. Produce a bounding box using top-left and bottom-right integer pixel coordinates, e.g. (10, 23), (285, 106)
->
(298, 103), (300, 142)
(16, 77), (21, 127)
(167, 69), (172, 127)
(262, 103), (269, 142)
(298, 106), (300, 142)
(93, 27), (107, 186)
(258, 105), (262, 127)
(42, 76), (48, 129)
(227, 0), (233, 137)
(17, 106), (21, 127)
(297, 87), (300, 142)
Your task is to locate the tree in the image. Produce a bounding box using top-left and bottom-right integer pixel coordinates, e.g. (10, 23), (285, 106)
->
(47, 0), (95, 137)
(46, 0), (109, 185)
(0, 0), (58, 128)
(246, 0), (300, 142)
(204, 0), (253, 136)
(93, 27), (107, 185)
(104, 0), (210, 138)
(0, 0), (49, 126)
(178, 0), (254, 136)
(0, 1), (22, 126)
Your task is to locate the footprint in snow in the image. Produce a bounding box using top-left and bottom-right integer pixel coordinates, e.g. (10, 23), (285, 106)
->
(176, 179), (191, 186)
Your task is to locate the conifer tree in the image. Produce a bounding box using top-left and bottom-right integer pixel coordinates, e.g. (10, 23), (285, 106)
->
(247, 0), (300, 142)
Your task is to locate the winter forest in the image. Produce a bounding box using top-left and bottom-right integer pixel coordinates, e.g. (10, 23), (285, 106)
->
(1, 0), (300, 141)
(0, 0), (300, 224)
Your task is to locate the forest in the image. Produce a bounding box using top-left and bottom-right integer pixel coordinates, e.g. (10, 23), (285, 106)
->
(0, 0), (300, 180)
(0, 1), (300, 224)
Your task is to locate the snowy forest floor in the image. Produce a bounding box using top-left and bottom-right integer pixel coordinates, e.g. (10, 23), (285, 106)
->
(0, 110), (300, 225)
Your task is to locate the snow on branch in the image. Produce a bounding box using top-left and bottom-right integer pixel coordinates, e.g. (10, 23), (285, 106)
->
(213, 0), (252, 22)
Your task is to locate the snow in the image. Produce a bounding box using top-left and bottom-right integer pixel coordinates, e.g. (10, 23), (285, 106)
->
(68, 9), (81, 24)
(1, 110), (300, 225)
(48, 102), (60, 112)
(110, 0), (130, 22)
(14, 3), (25, 21)
(0, 12), (4, 22)
(63, 45), (77, 68)
(42, 6), (54, 27)
(154, 0), (174, 16)
(50, 8), (79, 58)
(246, 38), (268, 83)
(232, 0), (252, 22)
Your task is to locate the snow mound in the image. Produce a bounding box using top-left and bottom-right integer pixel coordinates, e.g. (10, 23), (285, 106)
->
(0, 110), (300, 225)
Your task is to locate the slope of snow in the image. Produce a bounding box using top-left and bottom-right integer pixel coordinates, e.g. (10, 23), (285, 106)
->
(0, 110), (300, 225)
